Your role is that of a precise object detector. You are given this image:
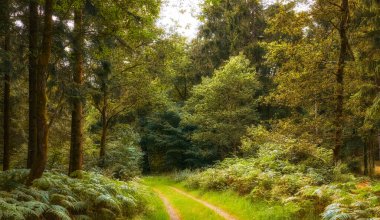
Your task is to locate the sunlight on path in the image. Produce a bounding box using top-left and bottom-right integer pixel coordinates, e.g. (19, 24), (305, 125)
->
(155, 189), (182, 220)
(169, 187), (238, 220)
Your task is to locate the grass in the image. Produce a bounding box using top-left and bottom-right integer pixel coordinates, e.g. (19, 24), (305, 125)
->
(143, 176), (224, 220)
(133, 188), (170, 220)
(143, 176), (319, 220)
(176, 183), (316, 220)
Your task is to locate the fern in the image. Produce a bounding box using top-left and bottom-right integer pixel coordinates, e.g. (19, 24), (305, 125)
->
(24, 200), (49, 217)
(323, 203), (345, 220)
(45, 205), (71, 220)
(73, 214), (91, 220)
(0, 170), (149, 219)
(70, 201), (87, 213)
(95, 194), (121, 214)
(330, 213), (353, 220)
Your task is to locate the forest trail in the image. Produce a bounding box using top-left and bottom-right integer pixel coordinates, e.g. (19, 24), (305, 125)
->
(169, 187), (238, 220)
(154, 189), (182, 220)
(143, 176), (237, 220)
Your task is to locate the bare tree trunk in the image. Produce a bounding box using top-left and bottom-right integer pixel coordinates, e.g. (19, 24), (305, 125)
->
(99, 95), (107, 167)
(378, 133), (380, 161)
(364, 136), (376, 176)
(370, 137), (375, 176)
(29, 0), (54, 184)
(1, 0), (11, 171)
(364, 139), (369, 175)
(69, 8), (84, 175)
(27, 0), (39, 169)
(333, 0), (349, 164)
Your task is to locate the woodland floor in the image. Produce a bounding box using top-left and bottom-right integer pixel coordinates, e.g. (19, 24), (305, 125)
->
(143, 176), (232, 220)
(140, 176), (310, 220)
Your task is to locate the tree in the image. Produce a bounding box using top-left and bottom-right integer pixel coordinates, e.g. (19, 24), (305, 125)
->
(140, 110), (197, 172)
(1, 0), (11, 170)
(145, 36), (195, 103)
(185, 54), (260, 159)
(192, 0), (266, 78)
(263, 2), (334, 143)
(82, 0), (161, 166)
(349, 0), (380, 175)
(333, 0), (350, 164)
(28, 0), (54, 183)
(27, 0), (39, 169)
(69, 5), (84, 174)
(90, 50), (167, 167)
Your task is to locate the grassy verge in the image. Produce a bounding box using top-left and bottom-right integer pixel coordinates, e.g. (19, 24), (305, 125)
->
(144, 176), (319, 220)
(133, 188), (170, 220)
(143, 176), (224, 220)
(176, 183), (318, 220)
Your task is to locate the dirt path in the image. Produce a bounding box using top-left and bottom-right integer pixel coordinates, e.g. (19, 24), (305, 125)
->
(169, 187), (238, 220)
(154, 189), (182, 220)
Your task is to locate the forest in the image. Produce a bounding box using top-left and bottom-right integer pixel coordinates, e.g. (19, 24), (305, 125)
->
(0, 0), (379, 219)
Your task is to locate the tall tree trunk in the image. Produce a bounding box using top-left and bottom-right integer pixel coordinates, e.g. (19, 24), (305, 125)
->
(99, 96), (107, 167)
(29, 0), (54, 184)
(363, 136), (376, 176)
(69, 8), (84, 175)
(27, 0), (39, 169)
(333, 0), (349, 164)
(378, 133), (380, 161)
(364, 139), (369, 175)
(1, 0), (11, 171)
(370, 137), (375, 176)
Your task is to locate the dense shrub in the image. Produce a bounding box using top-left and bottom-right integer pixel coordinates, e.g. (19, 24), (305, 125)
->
(182, 126), (380, 219)
(186, 126), (333, 194)
(87, 124), (143, 181)
(0, 169), (149, 220)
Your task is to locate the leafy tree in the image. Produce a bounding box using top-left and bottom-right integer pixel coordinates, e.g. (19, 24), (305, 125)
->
(348, 0), (380, 175)
(185, 54), (260, 159)
(191, 0), (266, 78)
(145, 36), (196, 103)
(140, 110), (203, 172)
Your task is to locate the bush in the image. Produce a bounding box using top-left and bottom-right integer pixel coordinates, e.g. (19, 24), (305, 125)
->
(172, 169), (194, 182)
(182, 126), (380, 218)
(87, 124), (143, 181)
(0, 169), (149, 220)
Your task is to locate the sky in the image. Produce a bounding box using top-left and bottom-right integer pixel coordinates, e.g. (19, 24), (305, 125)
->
(157, 0), (311, 40)
(157, 0), (203, 40)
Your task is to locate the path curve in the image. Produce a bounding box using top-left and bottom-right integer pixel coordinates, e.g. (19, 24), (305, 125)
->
(154, 189), (181, 220)
(169, 187), (238, 220)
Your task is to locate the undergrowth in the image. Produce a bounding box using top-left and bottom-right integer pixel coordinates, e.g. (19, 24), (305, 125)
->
(0, 169), (148, 220)
(178, 126), (380, 219)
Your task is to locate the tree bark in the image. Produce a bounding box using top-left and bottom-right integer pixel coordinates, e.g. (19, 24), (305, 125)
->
(69, 8), (84, 175)
(364, 139), (369, 175)
(1, 0), (11, 171)
(370, 137), (375, 176)
(333, 0), (349, 164)
(99, 95), (107, 167)
(29, 0), (54, 184)
(378, 133), (380, 161)
(27, 0), (39, 169)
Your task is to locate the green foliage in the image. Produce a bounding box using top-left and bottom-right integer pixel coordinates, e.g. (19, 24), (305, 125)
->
(181, 126), (380, 218)
(182, 126), (375, 217)
(193, 0), (265, 77)
(0, 170), (150, 219)
(140, 110), (202, 172)
(185, 54), (261, 159)
(99, 124), (143, 180)
(185, 126), (333, 194)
